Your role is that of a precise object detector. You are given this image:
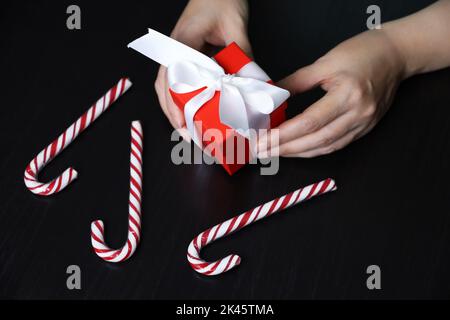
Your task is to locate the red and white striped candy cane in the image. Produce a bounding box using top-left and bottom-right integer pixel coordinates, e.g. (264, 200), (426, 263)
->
(24, 77), (132, 196)
(90, 121), (143, 262)
(187, 178), (337, 276)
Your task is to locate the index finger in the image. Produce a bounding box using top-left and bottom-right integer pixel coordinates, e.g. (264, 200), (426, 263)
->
(259, 92), (345, 151)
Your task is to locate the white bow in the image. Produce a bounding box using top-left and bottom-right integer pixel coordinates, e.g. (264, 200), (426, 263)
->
(128, 28), (290, 147)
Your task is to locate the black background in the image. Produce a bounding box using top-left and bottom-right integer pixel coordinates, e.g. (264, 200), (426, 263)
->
(1, 0), (449, 299)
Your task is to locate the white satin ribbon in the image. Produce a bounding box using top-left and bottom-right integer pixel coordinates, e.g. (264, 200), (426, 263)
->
(128, 28), (290, 146)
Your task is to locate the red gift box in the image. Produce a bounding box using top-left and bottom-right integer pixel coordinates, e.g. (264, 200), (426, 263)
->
(170, 43), (288, 175)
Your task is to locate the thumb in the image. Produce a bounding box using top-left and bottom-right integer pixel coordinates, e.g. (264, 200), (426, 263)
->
(277, 61), (326, 95)
(171, 29), (206, 52)
(224, 27), (253, 57)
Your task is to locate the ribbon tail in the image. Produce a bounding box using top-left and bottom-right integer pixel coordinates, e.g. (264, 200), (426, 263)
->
(128, 28), (222, 73)
(219, 83), (251, 138)
(184, 87), (216, 147)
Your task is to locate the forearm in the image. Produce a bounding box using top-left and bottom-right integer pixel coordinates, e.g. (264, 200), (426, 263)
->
(383, 0), (450, 78)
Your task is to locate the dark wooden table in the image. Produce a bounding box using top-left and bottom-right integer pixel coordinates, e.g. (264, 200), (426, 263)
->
(1, 0), (449, 299)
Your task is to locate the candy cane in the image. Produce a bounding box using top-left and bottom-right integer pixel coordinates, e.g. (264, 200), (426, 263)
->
(187, 178), (337, 276)
(24, 77), (132, 196)
(90, 121), (143, 262)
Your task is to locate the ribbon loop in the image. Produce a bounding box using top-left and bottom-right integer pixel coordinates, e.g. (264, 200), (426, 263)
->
(168, 61), (289, 145)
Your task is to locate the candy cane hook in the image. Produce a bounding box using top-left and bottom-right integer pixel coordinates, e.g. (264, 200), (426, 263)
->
(187, 178), (337, 276)
(91, 121), (143, 262)
(24, 77), (132, 196)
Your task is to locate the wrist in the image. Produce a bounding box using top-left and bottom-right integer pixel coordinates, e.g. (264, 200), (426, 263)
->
(382, 20), (425, 79)
(372, 28), (409, 81)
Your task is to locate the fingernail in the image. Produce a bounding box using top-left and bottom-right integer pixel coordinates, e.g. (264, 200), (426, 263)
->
(257, 151), (269, 159)
(176, 119), (185, 129)
(258, 147), (280, 159)
(257, 136), (268, 154)
(177, 127), (191, 143)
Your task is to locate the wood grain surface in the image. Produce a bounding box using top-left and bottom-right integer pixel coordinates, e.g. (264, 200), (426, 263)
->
(0, 0), (449, 299)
